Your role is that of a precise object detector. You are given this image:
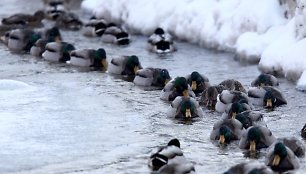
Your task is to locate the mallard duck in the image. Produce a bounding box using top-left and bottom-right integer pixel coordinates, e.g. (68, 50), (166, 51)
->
(235, 111), (266, 129)
(69, 48), (108, 71)
(108, 55), (142, 77)
(55, 12), (82, 30)
(149, 139), (195, 174)
(199, 85), (225, 110)
(101, 31), (130, 45)
(82, 19), (107, 37)
(221, 100), (253, 120)
(277, 137), (305, 157)
(167, 96), (204, 121)
(219, 79), (247, 93)
(1, 10), (45, 28)
(30, 27), (62, 57)
(302, 124), (306, 139)
(248, 86), (287, 109)
(160, 77), (196, 101)
(265, 142), (300, 172)
(148, 27), (173, 44)
(149, 138), (183, 171)
(45, 0), (66, 20)
(42, 41), (75, 62)
(251, 73), (279, 87)
(239, 125), (276, 153)
(103, 23), (122, 35)
(186, 71), (209, 96)
(148, 39), (176, 54)
(223, 161), (273, 174)
(7, 29), (41, 52)
(210, 119), (245, 144)
(215, 90), (253, 113)
(133, 68), (171, 88)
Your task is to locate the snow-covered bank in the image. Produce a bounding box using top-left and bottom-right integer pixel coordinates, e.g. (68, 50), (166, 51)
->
(81, 0), (306, 91)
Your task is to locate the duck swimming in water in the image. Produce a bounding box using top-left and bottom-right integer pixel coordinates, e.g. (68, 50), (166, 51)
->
(133, 68), (171, 88)
(42, 41), (75, 62)
(251, 73), (279, 87)
(7, 29), (40, 52)
(186, 71), (209, 96)
(1, 10), (45, 28)
(223, 161), (273, 174)
(70, 48), (108, 71)
(200, 85), (225, 110)
(219, 79), (247, 93)
(108, 55), (142, 78)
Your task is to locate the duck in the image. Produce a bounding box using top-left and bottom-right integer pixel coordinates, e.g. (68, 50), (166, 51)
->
(44, 0), (66, 20)
(265, 142), (300, 172)
(239, 125), (276, 153)
(251, 73), (279, 87)
(186, 71), (209, 96)
(82, 19), (107, 37)
(160, 77), (196, 101)
(199, 85), (225, 110)
(108, 55), (142, 77)
(1, 10), (45, 28)
(30, 26), (62, 57)
(223, 161), (273, 174)
(101, 31), (130, 45)
(167, 96), (204, 121)
(221, 100), (253, 120)
(248, 86), (287, 109)
(235, 111), (266, 129)
(42, 41), (75, 62)
(215, 90), (253, 113)
(149, 139), (195, 174)
(210, 119), (245, 145)
(7, 29), (41, 52)
(103, 23), (122, 35)
(133, 68), (171, 88)
(219, 79), (247, 93)
(55, 12), (83, 30)
(69, 48), (108, 71)
(302, 124), (306, 139)
(277, 137), (305, 157)
(148, 27), (173, 44)
(147, 27), (175, 54)
(148, 138), (183, 171)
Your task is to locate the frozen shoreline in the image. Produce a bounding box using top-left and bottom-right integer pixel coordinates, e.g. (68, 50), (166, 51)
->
(81, 0), (306, 91)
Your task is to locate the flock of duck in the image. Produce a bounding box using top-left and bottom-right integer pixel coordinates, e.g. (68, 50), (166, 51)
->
(1, 0), (306, 174)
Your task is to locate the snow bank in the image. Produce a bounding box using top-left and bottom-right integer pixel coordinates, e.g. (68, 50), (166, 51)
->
(82, 0), (306, 90)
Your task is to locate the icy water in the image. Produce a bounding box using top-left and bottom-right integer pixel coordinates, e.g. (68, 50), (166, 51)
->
(0, 0), (305, 174)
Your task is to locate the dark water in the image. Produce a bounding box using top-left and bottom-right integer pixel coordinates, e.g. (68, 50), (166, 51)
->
(0, 0), (305, 174)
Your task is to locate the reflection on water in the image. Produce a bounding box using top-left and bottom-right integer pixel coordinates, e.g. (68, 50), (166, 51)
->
(0, 1), (305, 174)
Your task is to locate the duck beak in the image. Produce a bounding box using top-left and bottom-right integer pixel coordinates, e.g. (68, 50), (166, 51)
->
(249, 141), (256, 152)
(272, 155), (281, 166)
(164, 79), (170, 86)
(183, 90), (189, 97)
(191, 81), (197, 91)
(231, 112), (236, 119)
(133, 66), (139, 74)
(266, 99), (272, 108)
(185, 109), (191, 118)
(101, 59), (108, 70)
(219, 135), (225, 144)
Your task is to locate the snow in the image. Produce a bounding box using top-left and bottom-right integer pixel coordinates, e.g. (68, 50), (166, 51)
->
(81, 0), (306, 91)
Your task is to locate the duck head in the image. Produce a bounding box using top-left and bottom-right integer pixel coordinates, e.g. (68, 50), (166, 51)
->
(228, 101), (244, 119)
(157, 69), (171, 86)
(60, 43), (75, 62)
(167, 138), (180, 148)
(178, 100), (196, 120)
(190, 71), (203, 91)
(219, 126), (234, 144)
(174, 77), (189, 97)
(257, 74), (270, 87)
(263, 90), (275, 109)
(92, 48), (107, 70)
(270, 142), (287, 167)
(154, 27), (165, 35)
(247, 127), (261, 153)
(46, 26), (62, 42)
(123, 55), (141, 76)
